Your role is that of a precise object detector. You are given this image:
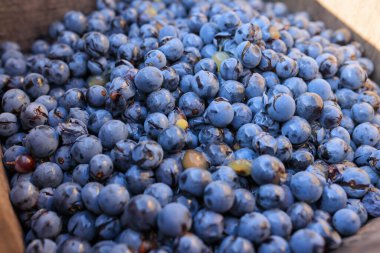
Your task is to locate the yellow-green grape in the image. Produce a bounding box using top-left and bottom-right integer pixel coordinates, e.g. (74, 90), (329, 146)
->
(229, 159), (252, 176)
(182, 150), (209, 170)
(233, 143), (241, 151)
(212, 51), (230, 71)
(269, 26), (281, 40)
(176, 119), (189, 130)
(146, 6), (157, 17)
(153, 19), (165, 30)
(88, 75), (108, 87)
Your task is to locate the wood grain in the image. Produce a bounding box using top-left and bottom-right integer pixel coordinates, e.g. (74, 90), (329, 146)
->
(0, 1), (379, 253)
(0, 0), (95, 50)
(333, 218), (380, 253)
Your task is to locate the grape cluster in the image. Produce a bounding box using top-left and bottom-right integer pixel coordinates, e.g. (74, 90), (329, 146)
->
(1, 0), (380, 253)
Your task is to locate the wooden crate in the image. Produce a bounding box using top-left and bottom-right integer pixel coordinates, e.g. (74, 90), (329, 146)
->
(0, 1), (379, 253)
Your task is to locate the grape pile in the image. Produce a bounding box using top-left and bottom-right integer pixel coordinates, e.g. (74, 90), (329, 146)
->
(1, 0), (380, 252)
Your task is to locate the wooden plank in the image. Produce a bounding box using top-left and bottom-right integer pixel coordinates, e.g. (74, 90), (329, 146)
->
(333, 218), (380, 253)
(0, 149), (23, 253)
(0, 1), (379, 253)
(0, 0), (95, 50)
